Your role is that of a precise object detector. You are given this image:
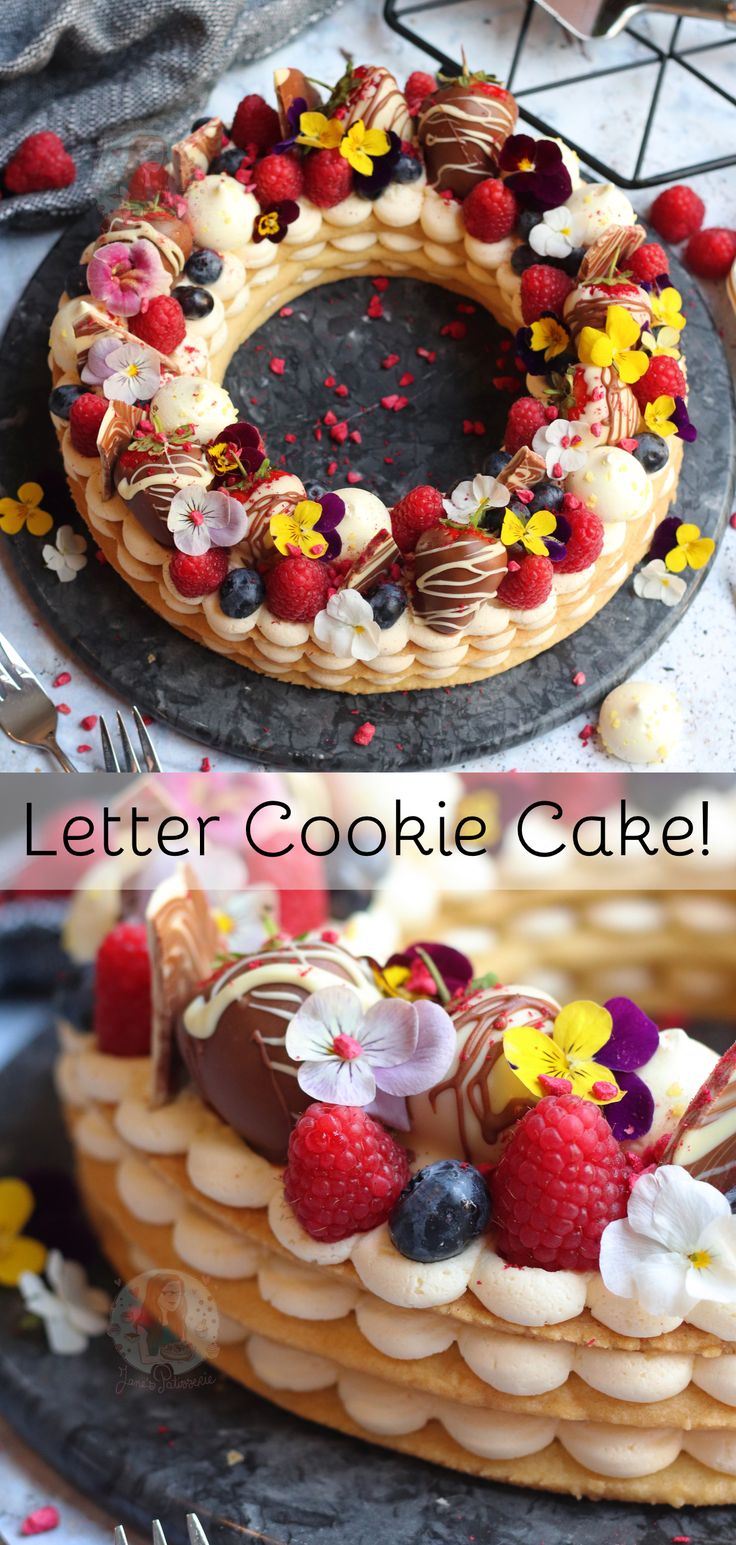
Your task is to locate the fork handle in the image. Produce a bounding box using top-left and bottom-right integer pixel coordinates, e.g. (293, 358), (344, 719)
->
(43, 735), (76, 772)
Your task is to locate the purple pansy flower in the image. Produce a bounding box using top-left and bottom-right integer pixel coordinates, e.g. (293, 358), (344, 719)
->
(499, 135), (573, 212)
(206, 421), (266, 479)
(312, 490), (345, 559)
(671, 395), (697, 443)
(649, 514), (682, 562)
(252, 200), (300, 244)
(383, 941), (473, 1002)
(274, 97), (308, 154)
(353, 130), (403, 198)
(284, 985), (456, 1128)
(597, 996), (660, 1142)
(515, 317), (573, 376)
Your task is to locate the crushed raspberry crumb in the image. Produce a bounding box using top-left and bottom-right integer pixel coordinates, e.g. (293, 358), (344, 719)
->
(382, 353), (400, 369)
(367, 295), (384, 319)
(353, 720), (376, 746)
(53, 671), (71, 688)
(440, 320), (466, 339)
(269, 357), (285, 376)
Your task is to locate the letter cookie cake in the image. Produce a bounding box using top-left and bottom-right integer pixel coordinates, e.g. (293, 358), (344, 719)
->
(49, 60), (694, 692)
(55, 870), (736, 1505)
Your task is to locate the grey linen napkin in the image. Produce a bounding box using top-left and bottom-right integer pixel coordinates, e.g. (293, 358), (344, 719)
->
(0, 0), (342, 229)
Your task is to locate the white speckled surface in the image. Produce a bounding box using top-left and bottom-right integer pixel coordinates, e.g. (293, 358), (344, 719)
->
(0, 0), (734, 776)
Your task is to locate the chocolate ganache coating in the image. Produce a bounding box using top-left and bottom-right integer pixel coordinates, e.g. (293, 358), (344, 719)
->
(417, 83), (518, 198)
(177, 939), (381, 1163)
(413, 524), (507, 635)
(115, 440), (212, 547)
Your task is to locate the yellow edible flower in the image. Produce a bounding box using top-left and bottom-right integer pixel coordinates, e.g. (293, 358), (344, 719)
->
(577, 305), (649, 386)
(0, 1179), (47, 1287)
(296, 112), (345, 151)
(338, 120), (390, 175)
(500, 507), (558, 557)
(503, 1000), (623, 1105)
(644, 394), (678, 439)
(651, 286), (686, 335)
(529, 316), (570, 362)
(0, 481), (53, 538)
(270, 498), (328, 560)
(665, 522), (715, 574)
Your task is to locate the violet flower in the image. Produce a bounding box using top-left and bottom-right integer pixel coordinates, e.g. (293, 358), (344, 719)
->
(252, 200), (301, 244)
(273, 97), (309, 154)
(499, 135), (573, 212)
(206, 421), (266, 479)
(671, 396), (698, 443)
(166, 487), (249, 556)
(313, 490), (345, 559)
(353, 130), (402, 198)
(515, 317), (573, 377)
(284, 985), (456, 1128)
(383, 941), (473, 1002)
(649, 514), (682, 563)
(87, 239), (169, 318)
(596, 996), (660, 1142)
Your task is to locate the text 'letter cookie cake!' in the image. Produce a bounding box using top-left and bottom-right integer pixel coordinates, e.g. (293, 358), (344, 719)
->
(49, 61), (693, 692)
(55, 868), (736, 1506)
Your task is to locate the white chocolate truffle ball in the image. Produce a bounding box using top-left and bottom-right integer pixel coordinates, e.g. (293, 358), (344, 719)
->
(567, 445), (651, 524)
(334, 488), (391, 560)
(599, 680), (682, 765)
(627, 1028), (718, 1153)
(151, 376), (235, 442)
(186, 175), (259, 252)
(567, 182), (636, 246)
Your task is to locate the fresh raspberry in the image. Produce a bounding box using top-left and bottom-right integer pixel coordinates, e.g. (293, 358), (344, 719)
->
(390, 484), (445, 553)
(169, 547), (229, 598)
(303, 148), (353, 210)
(685, 227), (736, 281)
(649, 184), (704, 245)
(462, 178), (518, 243)
(94, 923), (152, 1057)
(520, 264), (575, 325)
(502, 396), (549, 455)
(497, 552), (553, 610)
(284, 1103), (411, 1242)
(627, 242), (669, 284)
(265, 555), (329, 622)
(129, 294), (186, 353)
(632, 354), (687, 411)
(231, 94), (281, 153)
(254, 152), (305, 207)
(405, 70), (437, 115)
(69, 393), (108, 457)
(555, 505), (604, 573)
(3, 131), (76, 195)
(127, 161), (170, 202)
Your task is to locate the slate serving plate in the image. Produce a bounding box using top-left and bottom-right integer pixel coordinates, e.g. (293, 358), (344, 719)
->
(0, 211), (733, 769)
(2, 1020), (736, 1545)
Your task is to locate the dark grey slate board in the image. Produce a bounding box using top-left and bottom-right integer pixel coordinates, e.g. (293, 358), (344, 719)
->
(0, 211), (733, 770)
(2, 1021), (736, 1545)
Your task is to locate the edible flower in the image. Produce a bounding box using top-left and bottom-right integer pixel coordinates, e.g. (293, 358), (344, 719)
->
(529, 314), (571, 362)
(593, 995), (660, 1141)
(577, 305), (649, 386)
(528, 206), (576, 260)
(274, 96), (308, 154)
(650, 286), (686, 340)
(0, 1179), (46, 1286)
(633, 557), (687, 608)
(664, 521), (715, 574)
(500, 507), (566, 561)
(599, 1166), (736, 1317)
(42, 524), (88, 583)
(206, 421), (266, 480)
(284, 984), (456, 1128)
(166, 486), (248, 555)
(296, 110), (347, 151)
(313, 588), (381, 661)
(503, 999), (624, 1107)
(270, 494), (344, 560)
(531, 418), (586, 478)
(353, 130), (402, 197)
(19, 1249), (110, 1355)
(101, 341), (161, 405)
(442, 473), (509, 526)
(87, 238), (169, 318)
(296, 112), (391, 176)
(380, 942), (473, 1003)
(252, 200), (300, 244)
(498, 134), (572, 211)
(0, 481), (53, 538)
(644, 394), (678, 439)
(515, 316), (572, 376)
(670, 395), (697, 443)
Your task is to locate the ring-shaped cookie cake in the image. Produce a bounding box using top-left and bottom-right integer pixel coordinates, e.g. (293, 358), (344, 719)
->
(56, 868), (736, 1506)
(48, 61), (693, 693)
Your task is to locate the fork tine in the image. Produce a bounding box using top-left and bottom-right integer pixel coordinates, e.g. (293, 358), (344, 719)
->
(133, 705), (161, 772)
(0, 660), (20, 699)
(113, 1530), (129, 1545)
(152, 1524), (168, 1545)
(116, 711), (141, 773)
(0, 629), (39, 685)
(186, 1519), (210, 1545)
(99, 715), (121, 772)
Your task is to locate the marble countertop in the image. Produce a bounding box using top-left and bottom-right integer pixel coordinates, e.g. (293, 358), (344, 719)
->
(0, 0), (734, 775)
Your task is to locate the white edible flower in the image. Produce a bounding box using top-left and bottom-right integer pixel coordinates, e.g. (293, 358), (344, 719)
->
(102, 341), (161, 405)
(633, 558), (686, 608)
(167, 486), (248, 556)
(19, 1250), (111, 1355)
(442, 473), (509, 525)
(313, 588), (382, 662)
(42, 524), (88, 582)
(532, 418), (587, 478)
(529, 207), (575, 260)
(599, 1166), (736, 1318)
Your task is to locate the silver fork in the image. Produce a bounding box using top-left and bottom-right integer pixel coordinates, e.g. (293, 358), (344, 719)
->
(0, 631), (75, 771)
(114, 1517), (210, 1545)
(100, 707), (161, 772)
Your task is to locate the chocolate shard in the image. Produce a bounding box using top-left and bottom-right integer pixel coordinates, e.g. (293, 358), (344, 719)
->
(72, 301), (130, 367)
(172, 118), (224, 192)
(577, 224), (646, 284)
(499, 448), (547, 491)
(97, 401), (142, 501)
(146, 865), (220, 1106)
(344, 528), (402, 595)
(664, 1042), (736, 1195)
(273, 67), (323, 134)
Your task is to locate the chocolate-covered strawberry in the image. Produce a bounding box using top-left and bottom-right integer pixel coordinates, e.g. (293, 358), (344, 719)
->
(115, 426), (212, 546)
(417, 67), (517, 198)
(414, 523), (507, 634)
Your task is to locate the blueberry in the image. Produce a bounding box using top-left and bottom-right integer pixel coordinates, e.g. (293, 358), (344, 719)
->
(483, 449), (511, 477)
(219, 568), (264, 618)
(560, 245), (585, 277)
(632, 432), (670, 475)
(389, 1159), (491, 1263)
(325, 845), (391, 898)
(191, 115), (212, 131)
(173, 284), (215, 319)
(526, 479), (565, 513)
(211, 147), (245, 176)
(517, 209), (541, 240)
(367, 582), (407, 630)
(511, 243), (539, 275)
(726, 1186), (736, 1215)
(328, 888), (374, 919)
(393, 151), (423, 184)
(185, 248), (223, 285)
(53, 961), (96, 1033)
(49, 383), (91, 421)
(64, 263), (89, 298)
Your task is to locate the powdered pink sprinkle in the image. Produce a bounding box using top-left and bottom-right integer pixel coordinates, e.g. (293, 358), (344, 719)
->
(334, 384), (349, 397)
(77, 744), (92, 754)
(53, 671), (71, 688)
(440, 320), (466, 339)
(324, 375), (336, 387)
(80, 715), (98, 731)
(330, 422), (349, 444)
(346, 470), (362, 484)
(349, 430), (362, 443)
(280, 306), (293, 317)
(353, 721), (376, 746)
(416, 347), (437, 363)
(21, 1507), (60, 1536)
(572, 671), (586, 687)
(398, 372), (414, 387)
(320, 929), (340, 944)
(381, 394), (409, 412)
(323, 409), (337, 426)
(579, 722), (597, 743)
(367, 295), (383, 319)
(381, 353), (400, 369)
(56, 703), (71, 715)
(619, 437), (638, 453)
(327, 460), (338, 475)
(284, 433), (297, 443)
(200, 757), (212, 772)
(372, 277), (389, 291)
(269, 357), (285, 375)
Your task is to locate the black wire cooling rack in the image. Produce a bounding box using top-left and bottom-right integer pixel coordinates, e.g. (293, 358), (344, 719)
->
(383, 0), (736, 187)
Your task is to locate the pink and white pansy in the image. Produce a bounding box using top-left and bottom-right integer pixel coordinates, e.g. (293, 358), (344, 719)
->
(167, 487), (249, 555)
(87, 238), (169, 318)
(532, 418), (587, 479)
(284, 985), (456, 1128)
